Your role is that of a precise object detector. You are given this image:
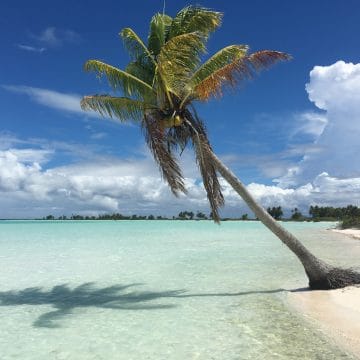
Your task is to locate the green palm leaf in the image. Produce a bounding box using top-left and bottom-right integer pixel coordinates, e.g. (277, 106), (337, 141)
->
(119, 27), (155, 64)
(157, 32), (206, 97)
(169, 6), (222, 39)
(84, 60), (155, 100)
(81, 95), (151, 122)
(148, 13), (172, 57)
(125, 60), (155, 86)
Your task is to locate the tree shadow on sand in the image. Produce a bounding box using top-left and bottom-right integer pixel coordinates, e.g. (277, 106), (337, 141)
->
(0, 283), (285, 328)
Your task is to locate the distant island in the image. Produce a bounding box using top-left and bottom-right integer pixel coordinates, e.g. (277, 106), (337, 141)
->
(39, 205), (360, 228)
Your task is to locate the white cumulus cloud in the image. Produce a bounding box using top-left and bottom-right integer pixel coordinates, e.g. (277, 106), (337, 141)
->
(278, 61), (360, 187)
(0, 143), (360, 219)
(31, 27), (81, 47)
(293, 111), (328, 138)
(0, 147), (207, 218)
(2, 85), (92, 117)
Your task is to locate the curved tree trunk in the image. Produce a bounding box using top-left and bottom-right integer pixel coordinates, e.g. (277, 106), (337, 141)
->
(208, 150), (360, 290)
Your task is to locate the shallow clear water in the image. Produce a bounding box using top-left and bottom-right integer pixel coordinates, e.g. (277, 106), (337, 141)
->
(0, 220), (359, 359)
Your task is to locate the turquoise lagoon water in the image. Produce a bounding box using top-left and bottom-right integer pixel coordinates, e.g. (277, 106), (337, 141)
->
(0, 220), (359, 359)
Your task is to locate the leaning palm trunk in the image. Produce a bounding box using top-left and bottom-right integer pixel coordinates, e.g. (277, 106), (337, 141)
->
(82, 5), (360, 290)
(209, 150), (360, 290)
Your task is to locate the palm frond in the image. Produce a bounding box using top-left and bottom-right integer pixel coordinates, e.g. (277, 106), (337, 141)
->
(143, 113), (187, 195)
(81, 95), (149, 122)
(125, 59), (155, 86)
(169, 6), (222, 39)
(166, 124), (192, 153)
(193, 56), (247, 101)
(184, 112), (224, 223)
(247, 50), (292, 71)
(192, 134), (224, 223)
(194, 50), (290, 101)
(153, 72), (169, 110)
(148, 13), (172, 57)
(119, 27), (155, 64)
(157, 32), (206, 97)
(191, 45), (248, 86)
(181, 45), (248, 106)
(84, 60), (155, 101)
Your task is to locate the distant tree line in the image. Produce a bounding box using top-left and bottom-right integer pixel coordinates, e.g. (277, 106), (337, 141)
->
(309, 205), (360, 229)
(42, 205), (360, 228)
(44, 211), (210, 221)
(45, 213), (168, 221)
(265, 205), (360, 229)
(43, 211), (253, 221)
(309, 205), (360, 220)
(266, 207), (304, 221)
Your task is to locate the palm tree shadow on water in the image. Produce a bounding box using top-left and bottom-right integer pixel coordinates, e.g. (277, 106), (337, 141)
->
(0, 283), (286, 328)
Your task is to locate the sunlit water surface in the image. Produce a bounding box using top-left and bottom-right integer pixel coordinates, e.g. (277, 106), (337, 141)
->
(0, 220), (359, 359)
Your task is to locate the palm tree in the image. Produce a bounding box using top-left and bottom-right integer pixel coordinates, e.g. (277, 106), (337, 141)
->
(81, 5), (360, 289)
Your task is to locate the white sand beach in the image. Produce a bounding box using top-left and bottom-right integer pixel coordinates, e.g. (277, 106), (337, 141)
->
(289, 229), (360, 359)
(289, 228), (360, 358)
(289, 286), (360, 358)
(332, 229), (360, 240)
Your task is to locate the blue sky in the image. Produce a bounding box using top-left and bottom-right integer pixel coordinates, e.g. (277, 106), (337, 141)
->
(1, 0), (360, 218)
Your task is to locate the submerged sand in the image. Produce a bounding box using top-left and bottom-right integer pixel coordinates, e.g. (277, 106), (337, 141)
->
(289, 286), (360, 358)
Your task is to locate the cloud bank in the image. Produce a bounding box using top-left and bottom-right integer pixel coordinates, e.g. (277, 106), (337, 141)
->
(278, 61), (360, 187)
(0, 145), (359, 219)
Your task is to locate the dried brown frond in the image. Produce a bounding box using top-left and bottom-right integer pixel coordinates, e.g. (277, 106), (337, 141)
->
(143, 112), (187, 196)
(166, 123), (192, 153)
(186, 113), (224, 222)
(195, 50), (290, 101)
(195, 60), (251, 101)
(248, 50), (291, 71)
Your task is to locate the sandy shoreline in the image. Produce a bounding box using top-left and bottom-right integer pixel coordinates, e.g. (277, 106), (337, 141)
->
(288, 228), (360, 358)
(332, 228), (360, 240)
(288, 286), (360, 358)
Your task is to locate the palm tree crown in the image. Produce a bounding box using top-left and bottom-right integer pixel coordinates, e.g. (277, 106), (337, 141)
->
(81, 6), (290, 222)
